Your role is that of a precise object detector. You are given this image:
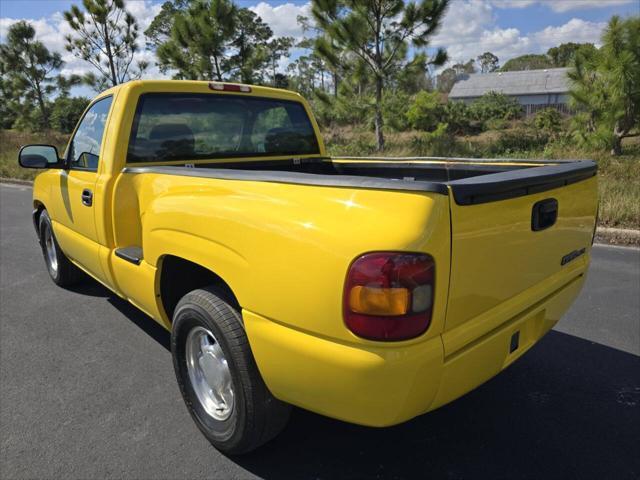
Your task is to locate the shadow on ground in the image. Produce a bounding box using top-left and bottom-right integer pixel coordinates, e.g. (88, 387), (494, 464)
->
(68, 280), (171, 351)
(75, 279), (640, 480)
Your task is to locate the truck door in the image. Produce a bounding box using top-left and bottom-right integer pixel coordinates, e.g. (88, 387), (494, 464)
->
(49, 96), (113, 282)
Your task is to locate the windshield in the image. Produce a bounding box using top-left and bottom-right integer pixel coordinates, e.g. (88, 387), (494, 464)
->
(127, 93), (320, 163)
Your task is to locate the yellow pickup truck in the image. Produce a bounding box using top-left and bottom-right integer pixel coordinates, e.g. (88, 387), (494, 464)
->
(19, 81), (598, 454)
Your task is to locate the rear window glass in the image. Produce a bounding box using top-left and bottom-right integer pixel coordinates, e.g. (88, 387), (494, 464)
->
(127, 93), (320, 163)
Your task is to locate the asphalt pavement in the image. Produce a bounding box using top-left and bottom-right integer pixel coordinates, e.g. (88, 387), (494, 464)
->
(1, 182), (639, 479)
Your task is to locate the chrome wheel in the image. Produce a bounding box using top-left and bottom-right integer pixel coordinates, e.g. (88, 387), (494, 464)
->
(185, 326), (234, 421)
(43, 224), (58, 275)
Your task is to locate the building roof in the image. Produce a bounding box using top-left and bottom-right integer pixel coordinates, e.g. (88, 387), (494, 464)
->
(448, 68), (570, 99)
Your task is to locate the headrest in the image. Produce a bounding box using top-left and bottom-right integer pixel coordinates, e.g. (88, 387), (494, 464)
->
(148, 123), (195, 157)
(149, 123), (194, 141)
(264, 127), (304, 152)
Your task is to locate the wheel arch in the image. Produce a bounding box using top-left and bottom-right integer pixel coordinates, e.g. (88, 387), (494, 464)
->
(32, 200), (47, 240)
(156, 254), (241, 323)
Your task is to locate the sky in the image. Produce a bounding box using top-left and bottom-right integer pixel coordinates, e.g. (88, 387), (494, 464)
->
(1, 0), (638, 97)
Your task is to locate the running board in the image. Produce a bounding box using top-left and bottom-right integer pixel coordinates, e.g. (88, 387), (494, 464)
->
(115, 246), (143, 265)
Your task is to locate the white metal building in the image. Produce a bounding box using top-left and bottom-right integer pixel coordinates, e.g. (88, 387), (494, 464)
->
(448, 68), (572, 116)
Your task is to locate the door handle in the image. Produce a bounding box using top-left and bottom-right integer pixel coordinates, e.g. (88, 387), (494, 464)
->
(81, 188), (93, 207)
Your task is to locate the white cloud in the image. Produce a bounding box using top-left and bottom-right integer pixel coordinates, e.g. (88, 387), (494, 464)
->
(431, 1), (608, 71)
(492, 0), (633, 12)
(548, 0), (633, 12)
(249, 2), (311, 40)
(433, 0), (529, 65)
(434, 0), (494, 45)
(491, 0), (536, 8)
(534, 18), (605, 49)
(478, 27), (532, 57)
(126, 0), (163, 31)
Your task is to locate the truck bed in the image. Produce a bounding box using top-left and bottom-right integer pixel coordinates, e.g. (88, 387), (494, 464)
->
(124, 156), (597, 205)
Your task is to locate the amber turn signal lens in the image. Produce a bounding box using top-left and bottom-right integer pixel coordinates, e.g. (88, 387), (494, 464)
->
(343, 252), (435, 341)
(349, 286), (409, 316)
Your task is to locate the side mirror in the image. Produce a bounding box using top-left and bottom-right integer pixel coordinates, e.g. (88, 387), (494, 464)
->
(18, 145), (62, 169)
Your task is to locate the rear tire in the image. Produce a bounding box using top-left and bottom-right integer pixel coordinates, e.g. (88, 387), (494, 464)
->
(38, 210), (84, 287)
(171, 286), (290, 454)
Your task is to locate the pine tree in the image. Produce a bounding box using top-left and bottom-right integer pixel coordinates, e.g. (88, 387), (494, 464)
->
(476, 52), (499, 73)
(64, 0), (147, 91)
(0, 21), (64, 128)
(311, 0), (449, 150)
(569, 16), (640, 155)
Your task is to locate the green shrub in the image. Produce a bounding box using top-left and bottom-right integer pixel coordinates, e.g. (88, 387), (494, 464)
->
(312, 86), (374, 128)
(534, 108), (563, 136)
(442, 101), (480, 135)
(382, 90), (411, 131)
(410, 123), (458, 156)
(50, 96), (90, 133)
(469, 91), (522, 123)
(488, 128), (549, 155)
(309, 93), (336, 128)
(11, 106), (45, 132)
(406, 91), (445, 131)
(326, 133), (376, 156)
(484, 118), (508, 130)
(0, 99), (17, 129)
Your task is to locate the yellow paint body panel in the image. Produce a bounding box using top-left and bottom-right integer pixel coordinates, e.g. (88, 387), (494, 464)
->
(446, 177), (598, 335)
(28, 80), (597, 427)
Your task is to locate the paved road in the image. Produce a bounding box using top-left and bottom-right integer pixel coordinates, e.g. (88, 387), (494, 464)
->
(1, 183), (639, 480)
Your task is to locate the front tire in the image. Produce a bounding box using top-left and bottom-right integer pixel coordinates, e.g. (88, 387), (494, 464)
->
(171, 287), (290, 454)
(38, 210), (84, 287)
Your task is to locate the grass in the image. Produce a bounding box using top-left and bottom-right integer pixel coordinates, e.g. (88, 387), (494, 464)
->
(0, 129), (68, 181)
(2, 127), (638, 229)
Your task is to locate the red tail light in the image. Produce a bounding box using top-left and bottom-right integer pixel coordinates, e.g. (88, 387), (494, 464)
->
(343, 252), (435, 341)
(208, 82), (252, 93)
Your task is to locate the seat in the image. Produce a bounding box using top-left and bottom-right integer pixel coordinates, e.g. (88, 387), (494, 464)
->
(264, 127), (304, 153)
(149, 123), (195, 159)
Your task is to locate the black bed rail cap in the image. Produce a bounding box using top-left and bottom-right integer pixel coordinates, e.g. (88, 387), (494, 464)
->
(447, 160), (597, 205)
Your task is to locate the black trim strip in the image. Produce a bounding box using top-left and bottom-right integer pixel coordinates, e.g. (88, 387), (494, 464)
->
(115, 246), (143, 265)
(122, 159), (596, 205)
(333, 155), (575, 165)
(122, 166), (450, 195)
(446, 160), (597, 205)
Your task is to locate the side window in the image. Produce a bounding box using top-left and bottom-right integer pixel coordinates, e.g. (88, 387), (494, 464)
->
(68, 96), (113, 170)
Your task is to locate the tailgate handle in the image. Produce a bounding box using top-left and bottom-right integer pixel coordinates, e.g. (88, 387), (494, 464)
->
(531, 198), (558, 231)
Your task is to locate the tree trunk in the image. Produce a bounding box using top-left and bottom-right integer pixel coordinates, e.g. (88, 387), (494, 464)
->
(333, 71), (339, 97)
(35, 83), (48, 126)
(103, 31), (118, 86)
(611, 135), (623, 156)
(374, 76), (384, 151)
(213, 56), (222, 81)
(611, 122), (625, 156)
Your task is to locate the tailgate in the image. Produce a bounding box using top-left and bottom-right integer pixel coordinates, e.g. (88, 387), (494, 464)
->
(444, 161), (598, 334)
